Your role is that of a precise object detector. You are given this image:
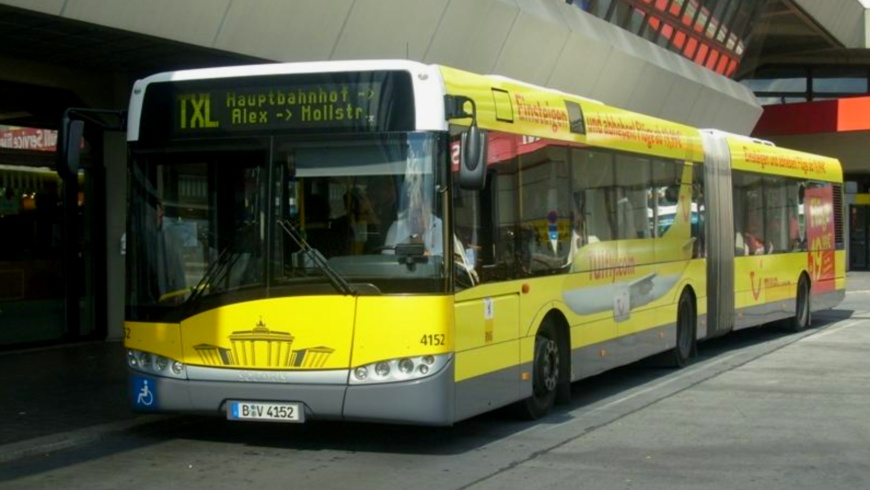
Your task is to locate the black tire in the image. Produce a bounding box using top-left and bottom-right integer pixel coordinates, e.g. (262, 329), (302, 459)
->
(519, 320), (560, 420)
(671, 290), (695, 368)
(786, 275), (811, 332)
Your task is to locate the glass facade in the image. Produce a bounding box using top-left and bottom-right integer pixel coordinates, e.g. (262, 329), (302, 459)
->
(0, 160), (65, 346)
(0, 126), (97, 347)
(569, 0), (764, 77)
(741, 65), (870, 105)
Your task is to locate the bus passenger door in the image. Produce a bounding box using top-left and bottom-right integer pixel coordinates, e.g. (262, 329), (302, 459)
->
(453, 289), (521, 420)
(451, 152), (523, 420)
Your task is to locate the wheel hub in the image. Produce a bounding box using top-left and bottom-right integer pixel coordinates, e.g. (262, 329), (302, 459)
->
(537, 339), (559, 392)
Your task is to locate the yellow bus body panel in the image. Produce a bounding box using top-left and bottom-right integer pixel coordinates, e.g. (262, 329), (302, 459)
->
(733, 250), (844, 311)
(179, 296), (356, 369)
(726, 137), (843, 182)
(733, 254), (802, 311)
(438, 65), (704, 162)
(454, 282), (522, 382)
(352, 296), (453, 366)
(125, 322), (183, 361)
(836, 250), (846, 290)
(125, 296), (455, 371)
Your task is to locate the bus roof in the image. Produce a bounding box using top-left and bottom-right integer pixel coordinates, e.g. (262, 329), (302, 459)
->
(127, 59), (841, 182)
(133, 59), (436, 85)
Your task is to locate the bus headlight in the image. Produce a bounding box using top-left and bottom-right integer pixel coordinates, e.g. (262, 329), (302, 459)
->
(350, 354), (450, 385)
(375, 362), (390, 377)
(154, 356), (169, 372)
(171, 361), (184, 375)
(398, 358), (414, 374)
(127, 349), (187, 380)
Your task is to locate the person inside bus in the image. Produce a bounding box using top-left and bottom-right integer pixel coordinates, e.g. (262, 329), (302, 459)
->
(381, 185), (478, 287)
(383, 196), (443, 256)
(744, 232), (767, 255)
(744, 215), (769, 255)
(332, 187), (378, 254)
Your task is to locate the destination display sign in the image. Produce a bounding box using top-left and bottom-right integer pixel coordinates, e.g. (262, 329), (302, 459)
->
(138, 71), (415, 142)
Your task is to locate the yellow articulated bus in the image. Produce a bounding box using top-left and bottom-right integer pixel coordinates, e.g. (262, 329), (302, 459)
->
(108, 60), (843, 425)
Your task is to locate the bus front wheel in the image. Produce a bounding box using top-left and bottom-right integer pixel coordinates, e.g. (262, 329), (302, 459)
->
(519, 320), (560, 419)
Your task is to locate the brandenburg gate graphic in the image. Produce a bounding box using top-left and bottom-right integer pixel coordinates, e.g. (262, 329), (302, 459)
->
(194, 319), (335, 368)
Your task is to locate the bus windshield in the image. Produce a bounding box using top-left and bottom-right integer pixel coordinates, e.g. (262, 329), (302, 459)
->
(126, 132), (445, 321)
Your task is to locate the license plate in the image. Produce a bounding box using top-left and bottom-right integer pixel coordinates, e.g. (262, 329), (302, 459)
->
(227, 401), (304, 423)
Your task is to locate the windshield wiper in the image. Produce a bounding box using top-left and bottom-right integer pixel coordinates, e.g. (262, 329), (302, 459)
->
(276, 219), (356, 296)
(185, 241), (242, 306)
(186, 221), (257, 305)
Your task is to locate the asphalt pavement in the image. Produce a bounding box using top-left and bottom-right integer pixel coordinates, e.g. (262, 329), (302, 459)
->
(1, 271), (869, 465)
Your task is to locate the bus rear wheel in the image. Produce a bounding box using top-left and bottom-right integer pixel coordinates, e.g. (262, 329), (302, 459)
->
(785, 275), (811, 332)
(519, 321), (560, 419)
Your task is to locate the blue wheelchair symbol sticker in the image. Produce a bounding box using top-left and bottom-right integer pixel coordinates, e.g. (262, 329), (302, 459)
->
(131, 375), (158, 410)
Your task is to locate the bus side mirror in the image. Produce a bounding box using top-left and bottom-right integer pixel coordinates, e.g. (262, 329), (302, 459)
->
(459, 126), (486, 190)
(445, 94), (486, 190)
(58, 118), (84, 179)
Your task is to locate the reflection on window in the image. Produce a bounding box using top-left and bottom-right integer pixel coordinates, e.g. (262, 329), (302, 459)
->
(742, 78), (807, 93)
(733, 170), (808, 256)
(271, 133), (446, 295)
(452, 131), (707, 290)
(813, 77), (868, 94)
(127, 153), (267, 312)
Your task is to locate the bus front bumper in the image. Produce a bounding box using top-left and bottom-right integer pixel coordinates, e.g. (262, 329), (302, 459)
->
(126, 360), (455, 426)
